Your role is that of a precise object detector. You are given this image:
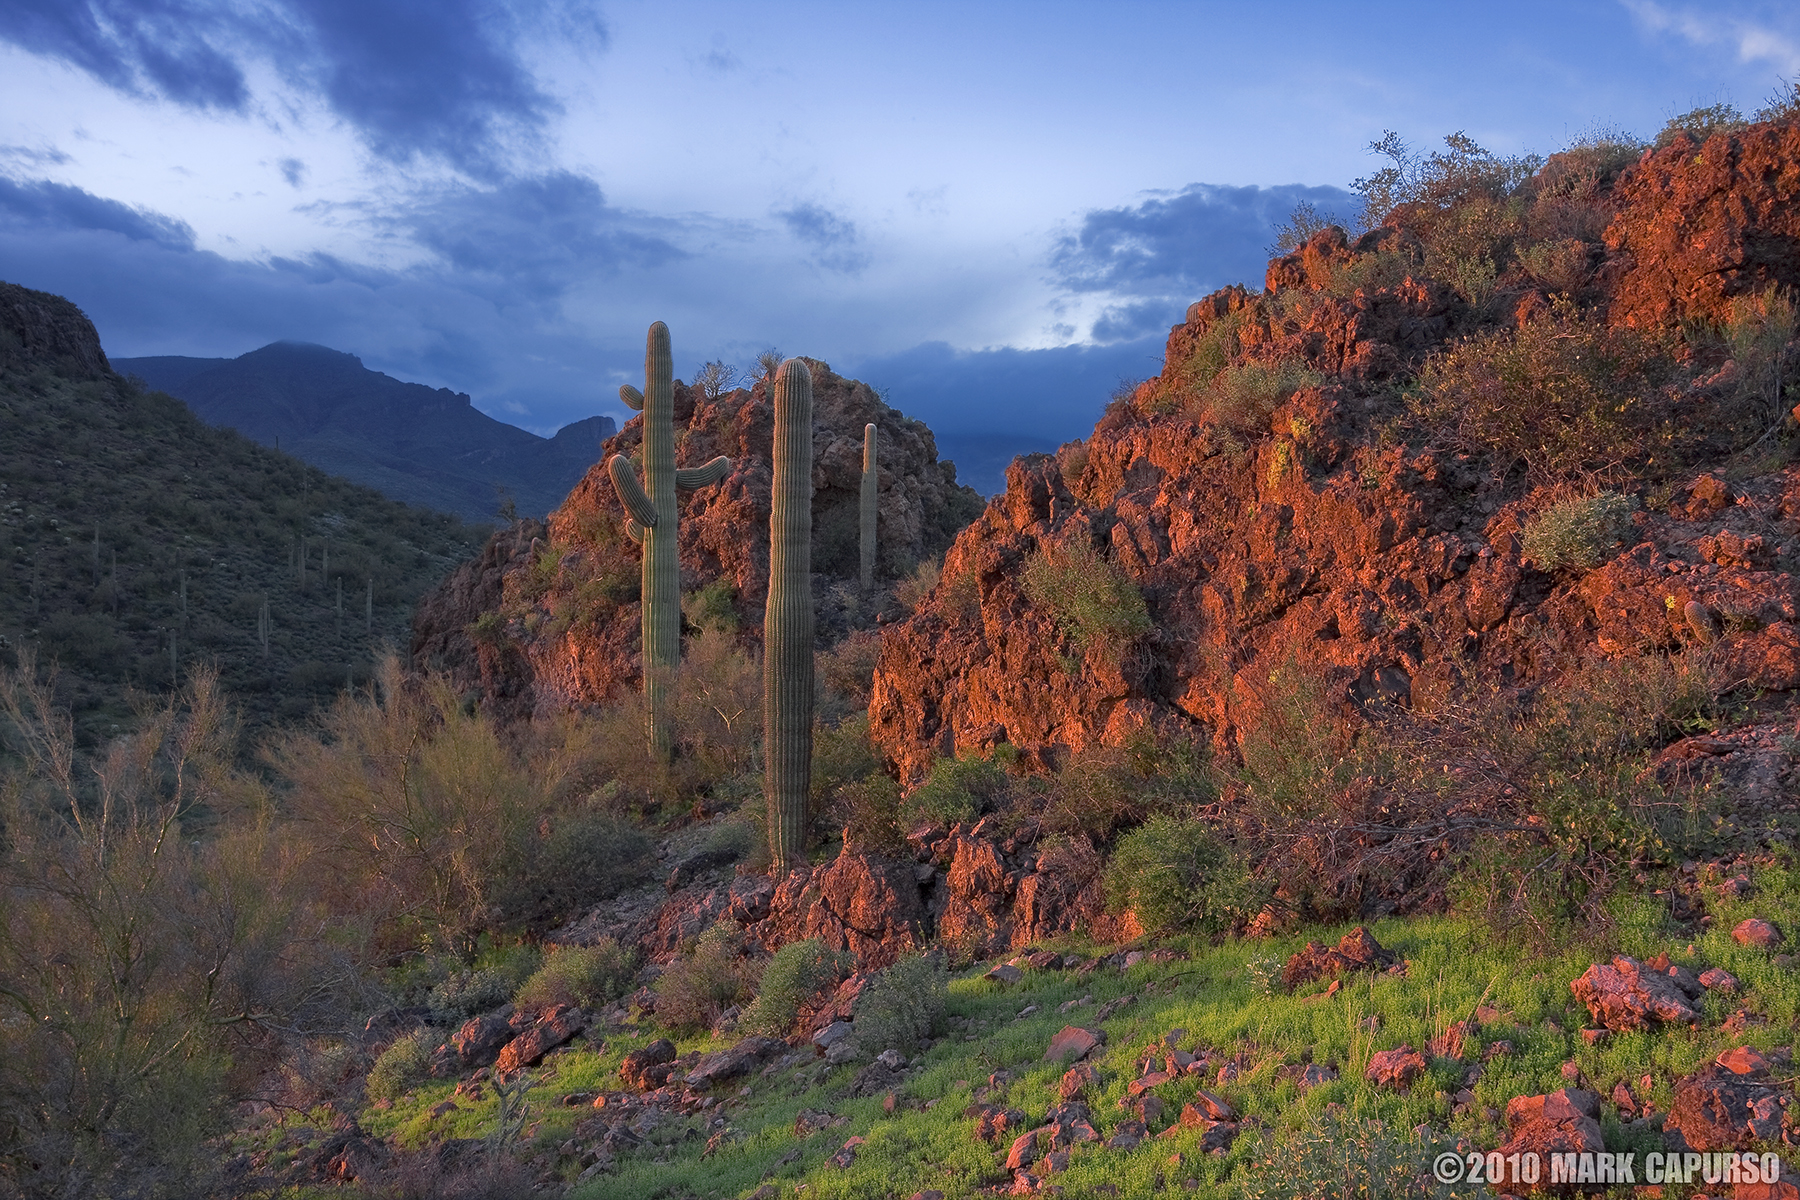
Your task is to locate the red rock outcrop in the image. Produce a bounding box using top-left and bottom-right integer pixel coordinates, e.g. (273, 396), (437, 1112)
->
(413, 361), (982, 720)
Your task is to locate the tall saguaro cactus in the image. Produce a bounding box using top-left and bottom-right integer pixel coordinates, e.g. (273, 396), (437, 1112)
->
(860, 422), (877, 592)
(765, 358), (815, 867)
(607, 321), (731, 759)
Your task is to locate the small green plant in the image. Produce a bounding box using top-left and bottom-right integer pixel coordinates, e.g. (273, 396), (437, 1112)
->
(894, 555), (941, 612)
(902, 753), (1009, 830)
(1104, 813), (1265, 936)
(366, 1029), (434, 1102)
(427, 963), (526, 1025)
(1245, 955), (1282, 997)
(1236, 1113), (1465, 1200)
(740, 939), (853, 1037)
(1655, 102), (1747, 148)
(1021, 537), (1150, 658)
(1521, 491), (1638, 572)
(850, 953), (947, 1057)
(513, 940), (636, 1014)
(654, 923), (755, 1034)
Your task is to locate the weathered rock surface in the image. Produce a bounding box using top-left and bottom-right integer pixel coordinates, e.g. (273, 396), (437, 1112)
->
(1283, 926), (1399, 989)
(1665, 1060), (1788, 1151)
(1044, 1026), (1105, 1064)
(494, 1004), (586, 1074)
(1364, 1046), (1427, 1088)
(1570, 955), (1702, 1030)
(1497, 1088), (1606, 1164)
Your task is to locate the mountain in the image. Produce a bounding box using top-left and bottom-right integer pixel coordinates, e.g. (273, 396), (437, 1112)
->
(116, 342), (615, 523)
(0, 281), (488, 741)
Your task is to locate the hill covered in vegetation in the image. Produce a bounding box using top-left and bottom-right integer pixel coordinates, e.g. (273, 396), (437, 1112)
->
(118, 342), (616, 523)
(0, 281), (488, 741)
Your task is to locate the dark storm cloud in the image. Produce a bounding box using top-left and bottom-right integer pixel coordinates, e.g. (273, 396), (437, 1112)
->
(399, 172), (689, 300)
(1051, 181), (1356, 340)
(0, 175), (195, 249)
(0, 0), (605, 178)
(777, 202), (871, 274)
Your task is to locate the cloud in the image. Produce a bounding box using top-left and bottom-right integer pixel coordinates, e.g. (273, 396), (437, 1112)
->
(1623, 1), (1800, 78)
(0, 144), (73, 168)
(0, 175), (195, 249)
(0, 0), (608, 178)
(398, 171), (689, 300)
(1049, 181), (1355, 341)
(777, 201), (872, 274)
(279, 157), (306, 187)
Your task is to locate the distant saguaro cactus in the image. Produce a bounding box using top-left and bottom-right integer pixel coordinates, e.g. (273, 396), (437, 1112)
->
(765, 359), (815, 868)
(860, 422), (877, 591)
(607, 321), (731, 760)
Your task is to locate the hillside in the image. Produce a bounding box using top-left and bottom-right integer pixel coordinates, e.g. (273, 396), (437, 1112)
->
(412, 360), (986, 722)
(0, 281), (487, 741)
(118, 342), (616, 523)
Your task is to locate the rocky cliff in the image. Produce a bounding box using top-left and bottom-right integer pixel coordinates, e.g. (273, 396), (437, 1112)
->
(413, 361), (984, 720)
(870, 119), (1800, 781)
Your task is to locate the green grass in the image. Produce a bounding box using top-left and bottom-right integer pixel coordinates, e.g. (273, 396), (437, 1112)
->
(332, 867), (1800, 1199)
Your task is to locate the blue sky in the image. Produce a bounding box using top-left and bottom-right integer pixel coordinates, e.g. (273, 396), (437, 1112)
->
(2, 0), (1797, 491)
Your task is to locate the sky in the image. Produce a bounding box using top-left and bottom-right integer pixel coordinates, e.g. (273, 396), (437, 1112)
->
(2, 0), (1798, 493)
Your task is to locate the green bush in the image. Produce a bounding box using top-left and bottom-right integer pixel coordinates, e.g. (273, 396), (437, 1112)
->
(1521, 491), (1638, 572)
(428, 964), (524, 1025)
(850, 953), (947, 1057)
(834, 774), (906, 854)
(1021, 538), (1150, 657)
(1103, 814), (1265, 936)
(366, 1029), (435, 1102)
(513, 940), (637, 1014)
(901, 753), (1010, 830)
(1655, 102), (1747, 148)
(1202, 357), (1324, 433)
(740, 939), (853, 1036)
(1237, 1113), (1465, 1200)
(654, 924), (755, 1034)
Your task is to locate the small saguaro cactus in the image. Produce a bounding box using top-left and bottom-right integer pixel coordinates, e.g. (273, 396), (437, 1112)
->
(607, 321), (731, 760)
(860, 422), (877, 592)
(765, 358), (815, 868)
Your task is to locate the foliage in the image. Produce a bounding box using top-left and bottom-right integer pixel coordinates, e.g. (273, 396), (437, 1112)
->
(1757, 79), (1800, 124)
(1521, 491), (1639, 572)
(693, 360), (739, 399)
(1353, 130), (1542, 230)
(1104, 814), (1265, 936)
(894, 555), (942, 612)
(514, 941), (638, 1014)
(1716, 285), (1799, 439)
(682, 579), (738, 635)
(1201, 357), (1325, 434)
(654, 923), (755, 1034)
(851, 952), (948, 1057)
(833, 773), (906, 854)
(1656, 102), (1747, 147)
(1268, 199), (1340, 254)
(1414, 299), (1679, 485)
(0, 658), (306, 1194)
(740, 939), (853, 1037)
(366, 1029), (435, 1102)
(903, 752), (1010, 829)
(1236, 1113), (1465, 1200)
(490, 811), (654, 934)
(1021, 537), (1150, 657)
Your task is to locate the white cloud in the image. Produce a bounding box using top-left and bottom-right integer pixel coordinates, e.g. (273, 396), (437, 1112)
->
(1623, 1), (1800, 79)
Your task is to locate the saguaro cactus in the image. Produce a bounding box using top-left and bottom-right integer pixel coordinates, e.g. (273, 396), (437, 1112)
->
(765, 358), (814, 867)
(607, 321), (731, 759)
(860, 422), (877, 591)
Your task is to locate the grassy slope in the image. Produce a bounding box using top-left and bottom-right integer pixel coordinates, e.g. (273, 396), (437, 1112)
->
(341, 865), (1800, 1200)
(0, 361), (488, 742)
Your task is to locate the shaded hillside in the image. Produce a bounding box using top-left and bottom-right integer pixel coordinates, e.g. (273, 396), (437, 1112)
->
(413, 361), (985, 720)
(872, 118), (1800, 779)
(118, 343), (615, 523)
(0, 281), (486, 741)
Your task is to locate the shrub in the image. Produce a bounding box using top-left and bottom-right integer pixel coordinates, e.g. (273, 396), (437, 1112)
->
(1104, 814), (1264, 935)
(428, 963), (525, 1025)
(851, 953), (947, 1057)
(492, 812), (653, 934)
(740, 939), (853, 1036)
(1202, 356), (1324, 433)
(902, 753), (1010, 829)
(1414, 299), (1678, 484)
(1237, 1113), (1464, 1200)
(895, 555), (941, 612)
(1353, 130), (1540, 230)
(1521, 491), (1638, 572)
(1655, 102), (1746, 148)
(1021, 537), (1150, 657)
(1268, 199), (1340, 254)
(834, 774), (906, 854)
(514, 940), (637, 1014)
(366, 1029), (435, 1102)
(682, 579), (737, 634)
(654, 923), (755, 1033)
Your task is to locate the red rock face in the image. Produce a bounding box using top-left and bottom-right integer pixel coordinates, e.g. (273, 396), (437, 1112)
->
(1606, 125), (1800, 332)
(412, 361), (982, 719)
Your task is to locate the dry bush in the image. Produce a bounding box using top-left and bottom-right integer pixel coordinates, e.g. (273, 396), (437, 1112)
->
(0, 657), (313, 1196)
(1521, 491), (1639, 572)
(653, 924), (756, 1034)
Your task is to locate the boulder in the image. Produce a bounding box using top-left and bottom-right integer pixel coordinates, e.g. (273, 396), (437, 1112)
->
(1734, 918), (1785, 949)
(1044, 1025), (1105, 1064)
(1569, 956), (1701, 1030)
(1364, 1046), (1427, 1089)
(1497, 1088), (1605, 1164)
(618, 1038), (677, 1090)
(495, 1005), (586, 1074)
(1665, 1064), (1786, 1151)
(1058, 1063), (1101, 1101)
(450, 1012), (513, 1069)
(1283, 927), (1398, 989)
(1700, 967), (1741, 993)
(683, 1036), (785, 1088)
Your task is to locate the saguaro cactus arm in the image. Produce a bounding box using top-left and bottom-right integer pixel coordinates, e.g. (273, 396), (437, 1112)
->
(860, 422), (877, 591)
(625, 520), (646, 543)
(675, 457), (731, 490)
(619, 384), (645, 410)
(608, 455), (658, 527)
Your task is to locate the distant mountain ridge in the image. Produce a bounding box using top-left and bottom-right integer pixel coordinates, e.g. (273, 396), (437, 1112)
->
(117, 342), (615, 523)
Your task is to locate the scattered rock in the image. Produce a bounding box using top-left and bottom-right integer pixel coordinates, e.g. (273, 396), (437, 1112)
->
(1058, 1064), (1100, 1101)
(685, 1036), (785, 1088)
(448, 1012), (514, 1070)
(1428, 1019), (1471, 1060)
(1716, 1046), (1772, 1077)
(969, 1105), (1030, 1144)
(813, 1021), (854, 1049)
(828, 1136), (864, 1169)
(1005, 1126), (1052, 1170)
(1700, 967), (1741, 993)
(1665, 1062), (1786, 1150)
(1569, 956), (1701, 1030)
(495, 1005), (586, 1074)
(1300, 1063), (1338, 1088)
(1282, 927), (1398, 990)
(1364, 1046), (1427, 1089)
(985, 963), (1025, 986)
(619, 1039), (677, 1090)
(1497, 1089), (1605, 1164)
(1044, 1026), (1105, 1064)
(1734, 919), (1785, 949)
(1106, 1120), (1146, 1150)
